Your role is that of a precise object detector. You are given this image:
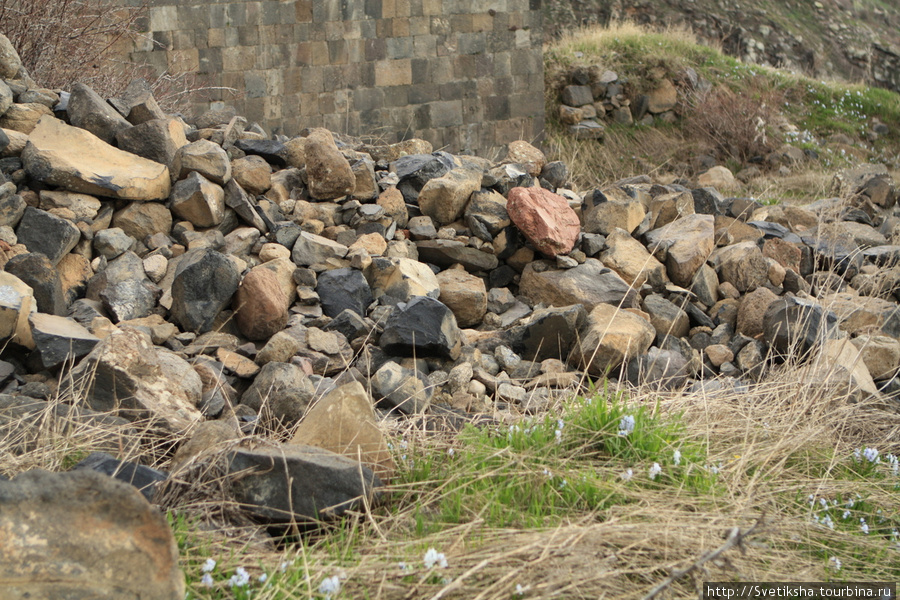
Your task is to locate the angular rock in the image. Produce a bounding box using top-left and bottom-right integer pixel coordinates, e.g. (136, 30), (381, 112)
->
(380, 296), (462, 360)
(67, 82), (132, 144)
(5, 252), (66, 316)
(291, 231), (349, 267)
(116, 117), (187, 167)
(29, 312), (100, 369)
(316, 267), (374, 318)
(436, 267), (487, 328)
(600, 228), (667, 287)
(224, 178), (267, 231)
(87, 251), (160, 322)
(804, 338), (880, 401)
(645, 214), (715, 287)
(170, 139), (231, 185)
(376, 187), (409, 228)
(305, 128), (355, 200)
(711, 241), (769, 292)
(0, 191), (25, 228)
(763, 296), (840, 356)
(506, 304), (587, 362)
(418, 166), (482, 225)
(415, 239), (499, 272)
(507, 186), (580, 257)
(73, 452), (168, 501)
(626, 347), (690, 389)
(15, 206), (80, 265)
(169, 171), (225, 228)
(371, 361), (432, 414)
(365, 256), (440, 303)
(298, 327), (355, 375)
(642, 294), (690, 339)
(38, 190), (101, 221)
(648, 191), (694, 229)
(520, 258), (637, 312)
(0, 469), (184, 600)
(0, 102), (52, 133)
(584, 199), (646, 236)
(231, 154), (272, 195)
(465, 189), (510, 240)
(22, 116), (170, 200)
(393, 151), (454, 202)
(736, 286), (779, 338)
(71, 328), (203, 431)
(93, 227), (134, 259)
(112, 202), (172, 241)
(233, 266), (289, 341)
(647, 79), (678, 113)
(505, 140), (547, 176)
(570, 303), (655, 376)
(291, 381), (394, 479)
(240, 361), (316, 425)
(226, 443), (380, 523)
(850, 334), (900, 381)
(170, 248), (240, 333)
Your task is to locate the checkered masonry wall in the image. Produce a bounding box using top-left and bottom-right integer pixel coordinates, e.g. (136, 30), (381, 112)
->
(125, 0), (545, 156)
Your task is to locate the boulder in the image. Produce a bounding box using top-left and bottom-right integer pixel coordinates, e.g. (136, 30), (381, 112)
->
(170, 139), (231, 185)
(71, 328), (203, 431)
(507, 186), (580, 257)
(87, 251), (160, 322)
(584, 199), (646, 236)
(112, 202), (173, 240)
(291, 381), (394, 479)
(645, 214), (715, 287)
(763, 296), (840, 356)
(0, 270), (36, 347)
(5, 252), (66, 316)
(305, 128), (355, 200)
(803, 338), (880, 401)
(505, 304), (587, 362)
(38, 190), (101, 221)
(67, 83), (132, 144)
(93, 227), (134, 259)
(115, 117), (187, 167)
(436, 267), (488, 328)
(72, 452), (168, 501)
(415, 239), (499, 271)
(0, 469), (184, 600)
(365, 256), (440, 303)
(15, 206), (80, 265)
(316, 267), (374, 318)
(600, 228), (667, 287)
(233, 266), (289, 341)
(28, 313), (100, 369)
(371, 361), (432, 414)
(418, 167), (482, 225)
(379, 296), (462, 360)
(291, 231), (349, 267)
(240, 361), (316, 425)
(625, 347), (690, 389)
(519, 259), (637, 312)
(226, 443), (381, 523)
(647, 78), (678, 113)
(642, 294), (690, 339)
(169, 171), (225, 228)
(231, 154), (272, 195)
(465, 189), (510, 240)
(22, 116), (170, 201)
(170, 248), (240, 333)
(850, 334), (900, 380)
(736, 286), (779, 338)
(504, 140), (547, 176)
(570, 303), (655, 376)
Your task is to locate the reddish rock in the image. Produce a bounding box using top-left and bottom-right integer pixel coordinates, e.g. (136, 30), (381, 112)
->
(507, 186), (580, 257)
(233, 266), (289, 341)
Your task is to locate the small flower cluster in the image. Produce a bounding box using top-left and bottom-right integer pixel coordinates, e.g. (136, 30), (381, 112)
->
(319, 575), (341, 598)
(424, 548), (448, 569)
(618, 415), (635, 436)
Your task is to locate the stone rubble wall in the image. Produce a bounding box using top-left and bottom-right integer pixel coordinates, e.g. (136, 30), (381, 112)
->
(123, 0), (545, 156)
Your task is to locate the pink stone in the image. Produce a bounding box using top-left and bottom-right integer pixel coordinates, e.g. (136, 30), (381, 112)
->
(507, 187), (580, 257)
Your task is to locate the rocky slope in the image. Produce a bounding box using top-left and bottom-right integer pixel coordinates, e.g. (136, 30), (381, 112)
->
(545, 0), (900, 93)
(2, 29), (900, 596)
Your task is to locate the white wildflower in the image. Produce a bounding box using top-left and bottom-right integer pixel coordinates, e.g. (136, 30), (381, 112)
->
(447, 448), (455, 456)
(860, 518), (870, 535)
(821, 514), (835, 530)
(819, 498), (828, 509)
(649, 462), (662, 480)
(201, 558), (217, 573)
(829, 556), (842, 571)
(279, 561), (289, 573)
(862, 447), (880, 464)
(618, 415), (635, 436)
(673, 449), (682, 466)
(201, 573), (214, 588)
(258, 573), (268, 583)
(228, 567), (250, 588)
(424, 548), (448, 569)
(620, 468), (633, 481)
(319, 575), (341, 597)
(515, 583), (529, 596)
(842, 510), (851, 520)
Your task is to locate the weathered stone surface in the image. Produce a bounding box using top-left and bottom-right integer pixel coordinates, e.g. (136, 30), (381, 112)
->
(414, 239), (499, 271)
(71, 328), (202, 431)
(506, 304), (587, 362)
(116, 118), (187, 167)
(227, 443), (381, 523)
(600, 228), (667, 287)
(305, 128), (355, 200)
(377, 187), (409, 228)
(380, 296), (462, 360)
(233, 266), (289, 341)
(436, 267), (487, 328)
(316, 267), (374, 318)
(231, 154), (272, 195)
(93, 227), (134, 259)
(505, 140), (547, 176)
(0, 192), (25, 228)
(291, 231), (349, 267)
(0, 102), (52, 133)
(850, 334), (900, 380)
(240, 361), (316, 425)
(763, 296), (840, 356)
(803, 338), (880, 400)
(418, 166), (482, 225)
(584, 199), (646, 235)
(87, 251), (160, 322)
(73, 452), (167, 501)
(169, 171), (225, 228)
(224, 178), (267, 231)
(5, 252), (66, 316)
(648, 191), (694, 229)
(645, 214), (715, 287)
(697, 166), (736, 189)
(39, 190), (101, 221)
(291, 381), (394, 479)
(507, 186), (580, 257)
(371, 361), (432, 414)
(626, 347), (690, 389)
(112, 202), (172, 241)
(570, 303), (655, 376)
(642, 294), (690, 339)
(170, 248), (240, 333)
(393, 152), (455, 202)
(299, 327), (355, 376)
(15, 206), (80, 265)
(736, 286), (779, 338)
(67, 82), (132, 144)
(22, 116), (170, 200)
(365, 256), (440, 302)
(29, 312), (99, 369)
(465, 189), (510, 240)
(0, 270), (35, 347)
(712, 241), (771, 292)
(520, 259), (637, 312)
(0, 469), (184, 600)
(170, 139), (231, 184)
(821, 292), (900, 337)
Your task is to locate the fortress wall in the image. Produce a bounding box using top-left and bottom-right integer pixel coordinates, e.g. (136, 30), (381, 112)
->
(125, 0), (545, 156)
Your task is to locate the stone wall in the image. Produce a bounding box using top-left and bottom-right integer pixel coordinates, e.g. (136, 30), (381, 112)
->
(123, 0), (545, 156)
